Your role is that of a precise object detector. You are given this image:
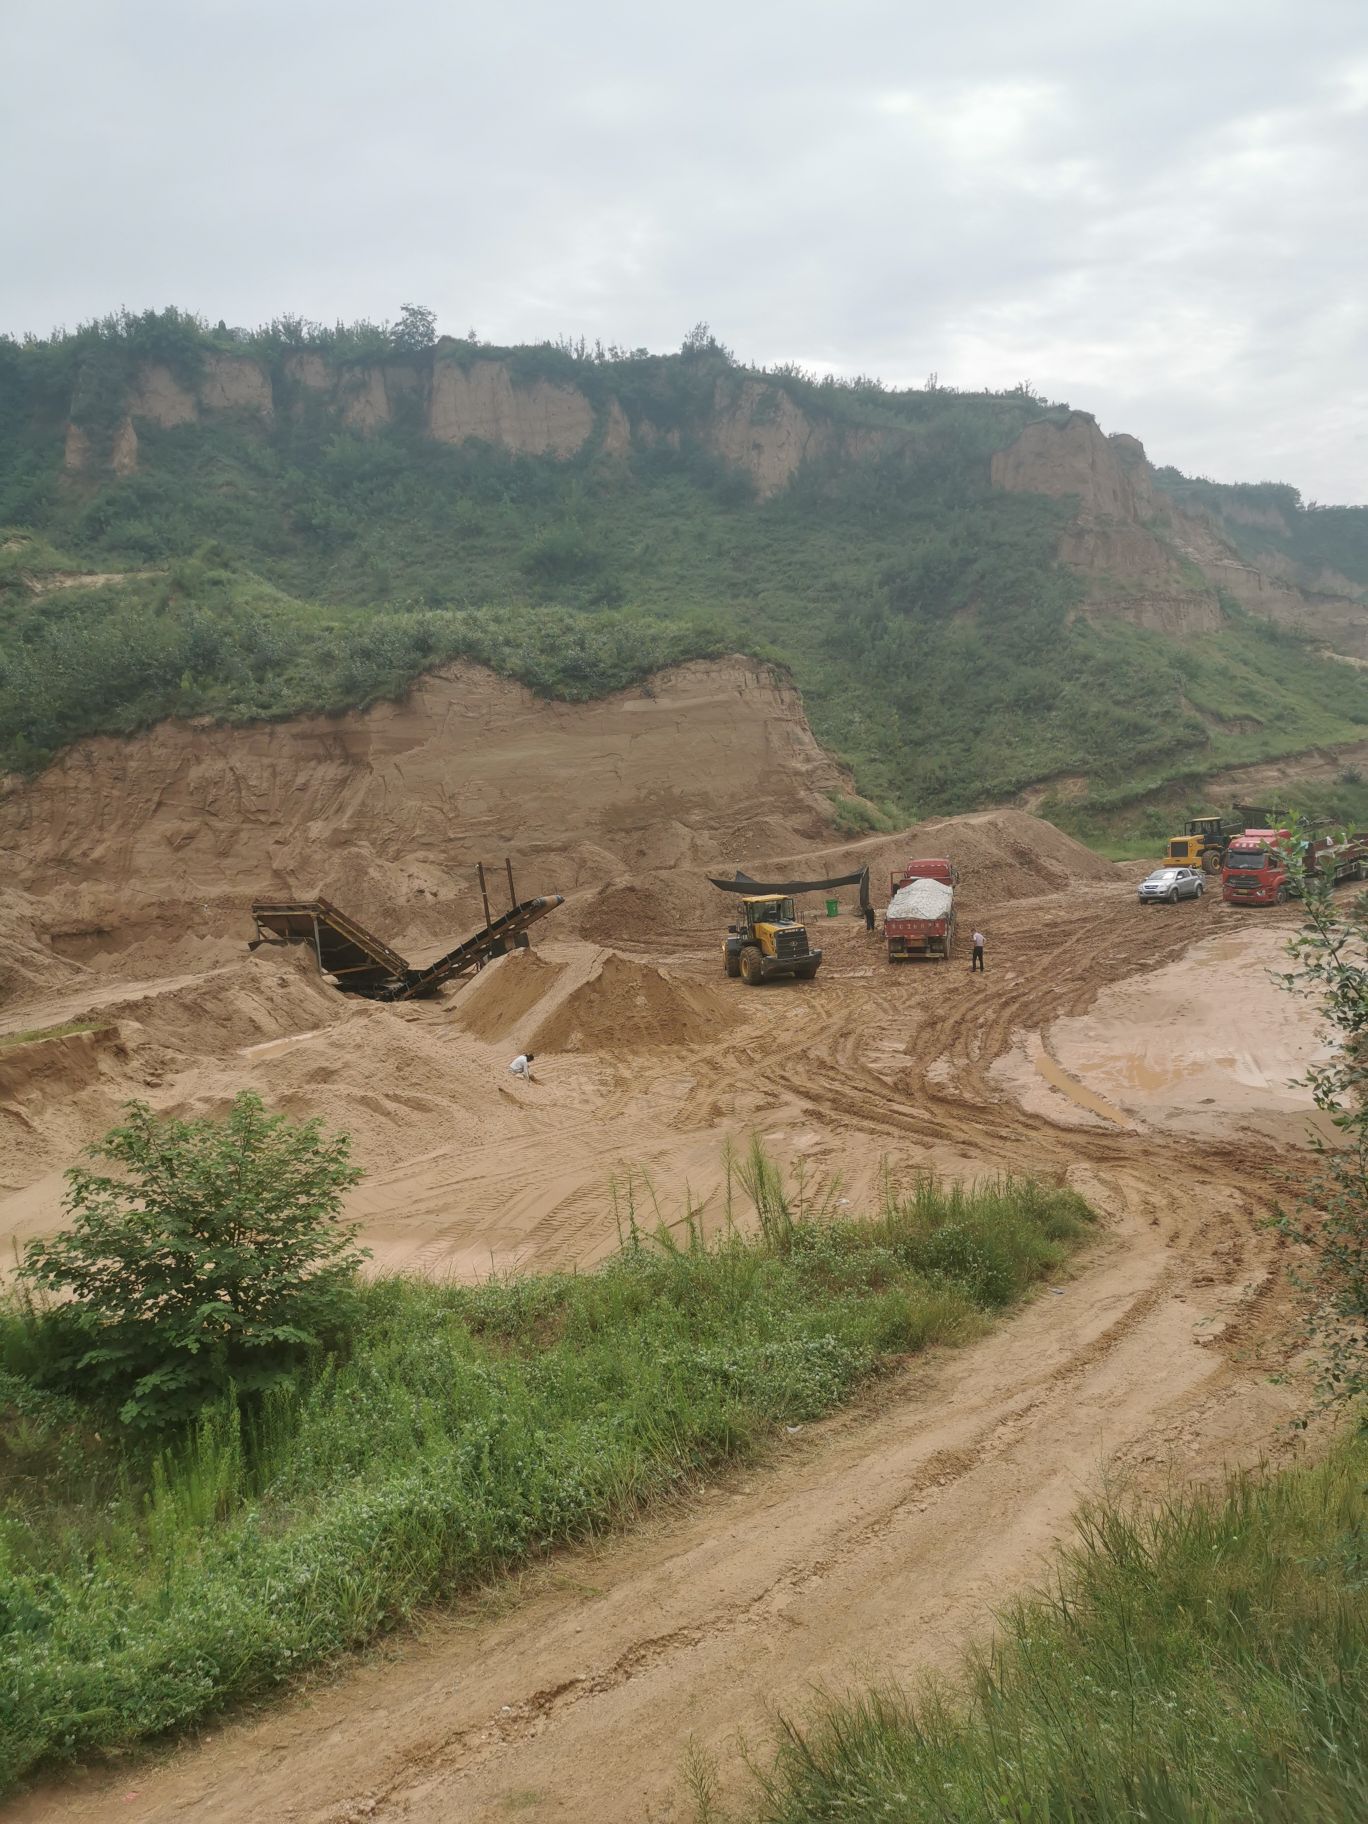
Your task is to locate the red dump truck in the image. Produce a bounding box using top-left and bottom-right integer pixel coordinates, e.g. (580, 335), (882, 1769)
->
(1221, 827), (1368, 905)
(885, 858), (957, 960)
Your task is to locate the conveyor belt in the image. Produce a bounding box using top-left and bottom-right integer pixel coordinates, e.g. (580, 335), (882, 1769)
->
(250, 892), (564, 1000)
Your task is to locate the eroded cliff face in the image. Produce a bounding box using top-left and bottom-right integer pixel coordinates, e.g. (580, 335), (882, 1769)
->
(991, 412), (1366, 652)
(53, 348), (1365, 655)
(60, 351), (858, 500)
(428, 360), (595, 455)
(64, 350), (611, 474)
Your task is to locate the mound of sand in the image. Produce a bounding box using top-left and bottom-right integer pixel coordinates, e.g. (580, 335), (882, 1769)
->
(456, 949), (567, 1042)
(910, 808), (1118, 907)
(531, 952), (739, 1054)
(575, 872), (725, 945)
(96, 947), (350, 1058)
(888, 878), (953, 920)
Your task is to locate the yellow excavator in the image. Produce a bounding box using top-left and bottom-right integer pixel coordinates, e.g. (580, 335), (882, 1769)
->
(723, 895), (822, 984)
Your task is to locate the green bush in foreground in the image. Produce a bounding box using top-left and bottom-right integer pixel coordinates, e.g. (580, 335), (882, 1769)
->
(747, 1437), (1368, 1824)
(17, 1095), (366, 1428)
(0, 1164), (1090, 1790)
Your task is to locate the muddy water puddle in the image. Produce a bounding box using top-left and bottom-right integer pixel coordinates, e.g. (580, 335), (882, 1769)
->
(1032, 1051), (1133, 1127)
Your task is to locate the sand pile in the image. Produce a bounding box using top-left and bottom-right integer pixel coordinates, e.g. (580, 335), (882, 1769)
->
(913, 809), (1117, 906)
(456, 949), (567, 1042)
(531, 953), (738, 1054)
(722, 808), (1118, 920)
(575, 872), (724, 945)
(0, 1024), (125, 1117)
(228, 1008), (525, 1177)
(0, 1026), (141, 1198)
(95, 947), (348, 1058)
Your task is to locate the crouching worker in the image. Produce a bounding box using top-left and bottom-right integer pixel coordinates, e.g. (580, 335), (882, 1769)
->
(508, 1051), (536, 1082)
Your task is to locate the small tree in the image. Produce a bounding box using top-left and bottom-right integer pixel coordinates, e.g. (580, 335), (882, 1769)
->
(391, 302), (437, 352)
(20, 1094), (366, 1428)
(679, 321), (734, 363)
(1275, 823), (1368, 1410)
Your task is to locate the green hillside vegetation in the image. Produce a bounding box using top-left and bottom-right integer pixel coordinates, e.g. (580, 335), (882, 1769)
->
(2, 309), (1365, 817)
(1154, 468), (1368, 596)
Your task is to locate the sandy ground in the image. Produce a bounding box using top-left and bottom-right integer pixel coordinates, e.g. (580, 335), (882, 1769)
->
(994, 917), (1338, 1145)
(0, 662), (1337, 1822)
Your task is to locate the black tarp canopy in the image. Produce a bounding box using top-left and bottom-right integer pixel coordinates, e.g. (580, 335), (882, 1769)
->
(708, 867), (871, 913)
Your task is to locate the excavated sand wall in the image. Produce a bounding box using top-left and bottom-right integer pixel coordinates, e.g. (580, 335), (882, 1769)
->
(0, 657), (849, 984)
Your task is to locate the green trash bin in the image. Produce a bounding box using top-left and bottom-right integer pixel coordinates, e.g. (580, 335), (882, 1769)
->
(825, 897), (839, 918)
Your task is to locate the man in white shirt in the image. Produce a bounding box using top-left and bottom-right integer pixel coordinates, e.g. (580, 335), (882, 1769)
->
(508, 1052), (536, 1081)
(970, 931), (985, 973)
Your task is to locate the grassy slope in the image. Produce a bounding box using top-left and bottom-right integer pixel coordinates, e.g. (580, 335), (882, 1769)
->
(2, 322), (1366, 817)
(0, 1169), (1090, 1790)
(746, 1435), (1368, 1824)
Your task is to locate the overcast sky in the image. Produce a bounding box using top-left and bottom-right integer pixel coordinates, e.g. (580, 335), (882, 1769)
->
(6, 1), (1365, 501)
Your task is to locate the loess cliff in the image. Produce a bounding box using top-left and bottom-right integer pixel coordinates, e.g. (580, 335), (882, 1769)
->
(54, 343), (1365, 655)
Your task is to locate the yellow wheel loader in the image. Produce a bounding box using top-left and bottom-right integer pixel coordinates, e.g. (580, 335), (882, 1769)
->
(722, 895), (822, 984)
(1164, 816), (1237, 876)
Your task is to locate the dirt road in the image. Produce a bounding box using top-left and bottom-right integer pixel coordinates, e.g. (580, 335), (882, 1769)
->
(8, 881), (1316, 1824)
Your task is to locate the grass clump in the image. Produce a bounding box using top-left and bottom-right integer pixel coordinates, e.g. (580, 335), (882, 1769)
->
(747, 1437), (1368, 1824)
(0, 1157), (1090, 1790)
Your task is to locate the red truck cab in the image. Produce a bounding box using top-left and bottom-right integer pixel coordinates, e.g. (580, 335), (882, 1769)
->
(1221, 829), (1291, 905)
(1222, 828), (1368, 904)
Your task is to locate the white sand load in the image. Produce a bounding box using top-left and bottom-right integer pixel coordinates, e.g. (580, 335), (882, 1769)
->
(888, 877), (953, 920)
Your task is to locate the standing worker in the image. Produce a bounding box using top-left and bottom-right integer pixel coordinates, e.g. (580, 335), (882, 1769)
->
(864, 902), (876, 933)
(508, 1051), (536, 1081)
(970, 930), (985, 973)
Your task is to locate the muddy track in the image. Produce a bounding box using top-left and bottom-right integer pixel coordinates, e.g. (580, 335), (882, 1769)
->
(11, 881), (1316, 1824)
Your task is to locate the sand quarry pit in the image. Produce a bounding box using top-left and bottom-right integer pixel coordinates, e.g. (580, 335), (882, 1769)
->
(0, 658), (1337, 1824)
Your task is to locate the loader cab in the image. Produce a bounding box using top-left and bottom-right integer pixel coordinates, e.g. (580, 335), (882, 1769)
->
(739, 895), (797, 933)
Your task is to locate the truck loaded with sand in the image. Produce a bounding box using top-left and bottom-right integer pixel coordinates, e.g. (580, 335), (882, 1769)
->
(885, 859), (957, 960)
